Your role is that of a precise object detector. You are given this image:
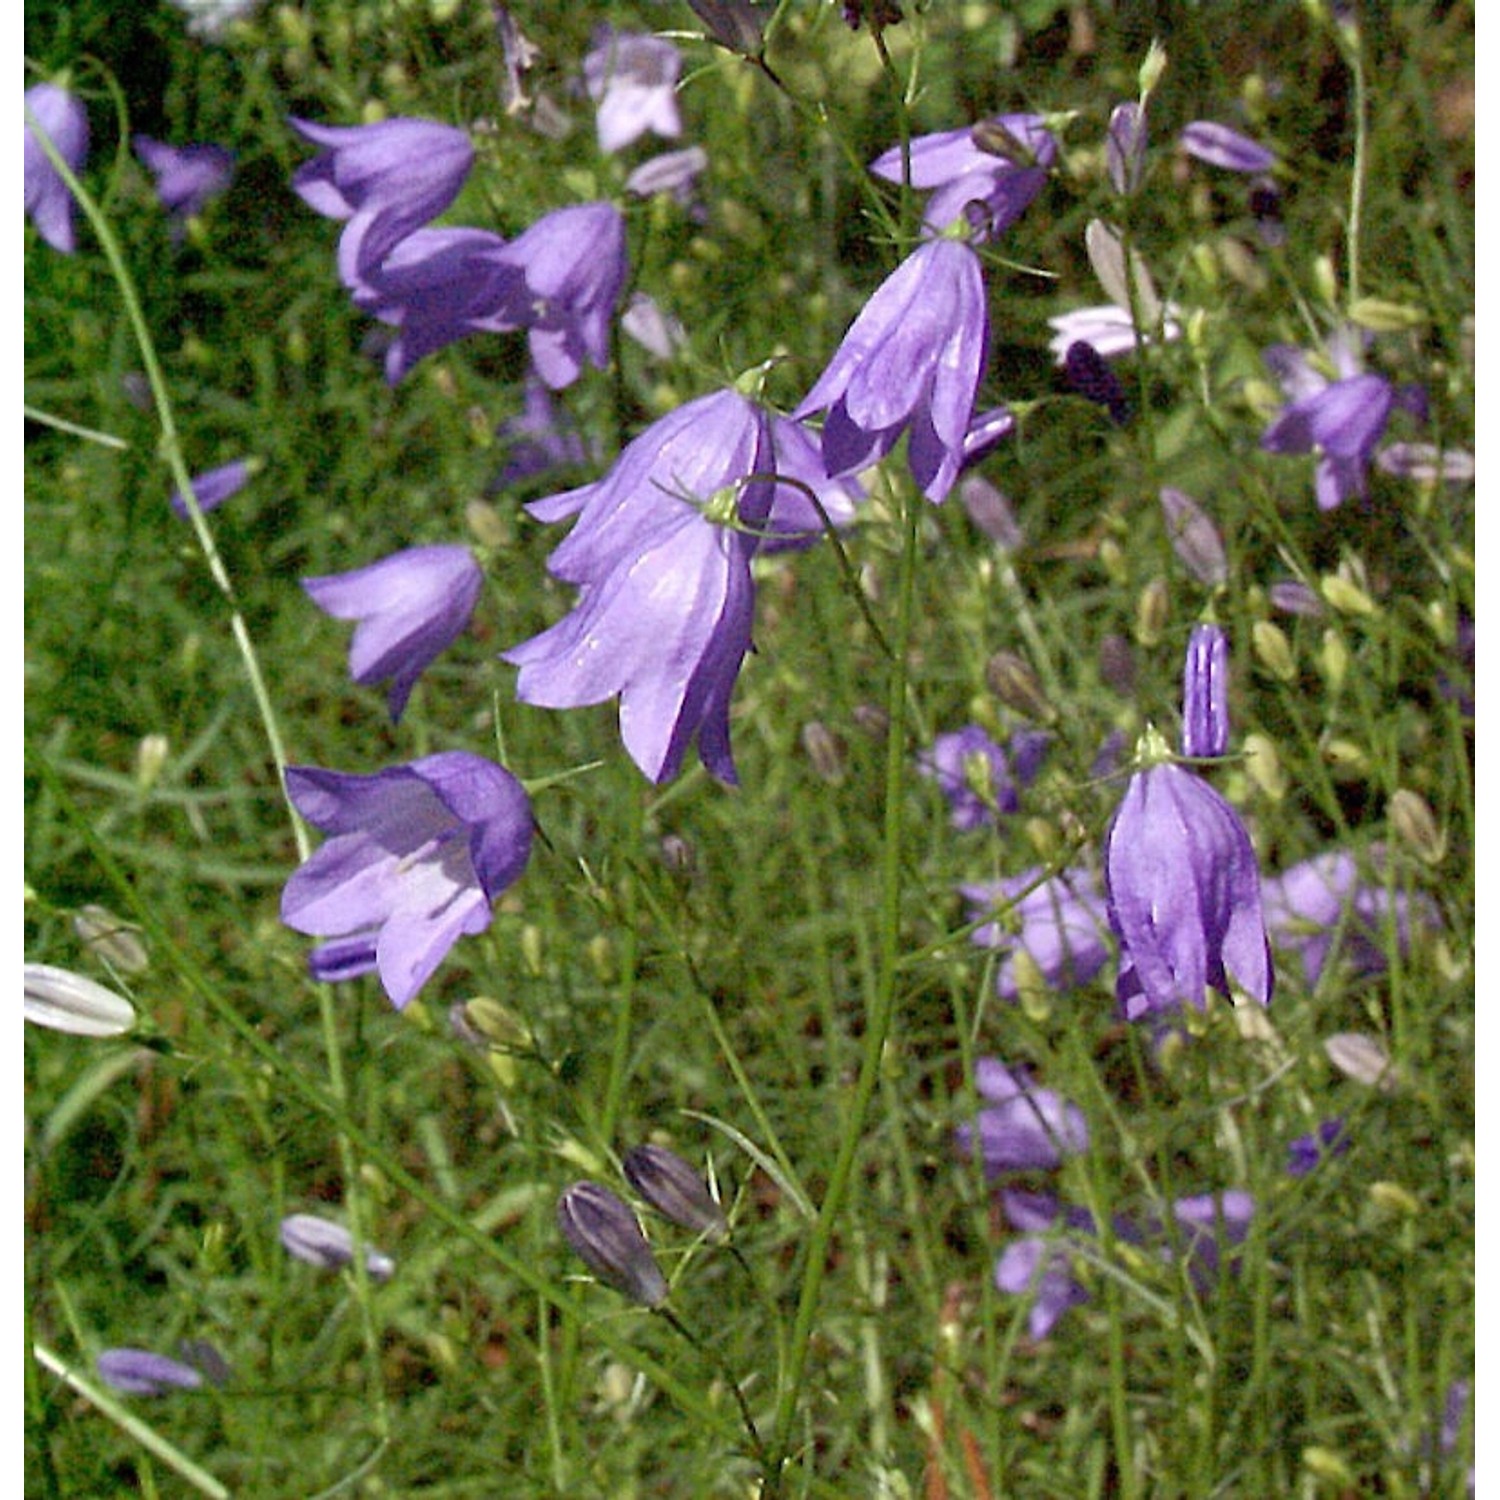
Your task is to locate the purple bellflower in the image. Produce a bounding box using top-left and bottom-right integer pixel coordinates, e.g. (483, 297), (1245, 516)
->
(280, 1212), (396, 1279)
(302, 544), (483, 722)
(503, 388), (773, 784)
(557, 1182), (669, 1307)
(280, 753), (533, 1009)
(1106, 101), (1147, 195)
(25, 83), (89, 253)
(1260, 329), (1425, 509)
(582, 28), (682, 155)
(96, 1348), (205, 1397)
(133, 136), (234, 230)
(291, 116), (474, 281)
(625, 145), (708, 207)
(169, 458), (254, 518)
(758, 413), (864, 553)
(961, 867), (1112, 1002)
(1179, 120), (1277, 174)
(870, 113), (1057, 238)
(917, 723), (1049, 830)
(1181, 623), (1230, 759)
(496, 375), (593, 486)
(955, 1059), (1089, 1176)
(794, 236), (988, 505)
(1063, 340), (1131, 425)
(1285, 1118), (1349, 1178)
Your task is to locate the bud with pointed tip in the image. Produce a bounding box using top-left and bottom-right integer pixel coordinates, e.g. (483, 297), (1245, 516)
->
(622, 1145), (728, 1242)
(557, 1183), (669, 1307)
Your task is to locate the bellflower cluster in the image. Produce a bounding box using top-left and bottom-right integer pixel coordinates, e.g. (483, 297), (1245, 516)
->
(280, 753), (533, 1009)
(955, 1059), (1089, 1176)
(504, 389), (774, 784)
(870, 113), (1057, 237)
(133, 136), (235, 231)
(794, 236), (988, 505)
(961, 868), (1112, 1002)
(1104, 627), (1273, 1019)
(582, 28), (682, 155)
(917, 724), (1050, 830)
(302, 545), (483, 722)
(290, 116), (475, 282)
(25, 82), (89, 254)
(1260, 329), (1425, 510)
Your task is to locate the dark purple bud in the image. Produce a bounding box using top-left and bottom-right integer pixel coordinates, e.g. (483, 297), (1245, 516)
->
(1181, 624), (1230, 758)
(557, 1183), (669, 1307)
(685, 0), (767, 54)
(622, 1145), (728, 1241)
(1064, 341), (1130, 426)
(1286, 1118), (1349, 1177)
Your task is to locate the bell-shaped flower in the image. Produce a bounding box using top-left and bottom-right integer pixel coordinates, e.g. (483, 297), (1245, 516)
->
(133, 136), (234, 231)
(557, 1182), (669, 1307)
(918, 724), (1049, 831)
(1047, 303), (1181, 364)
(280, 753), (533, 1009)
(494, 202), (628, 389)
(1105, 739), (1272, 1019)
(290, 116), (474, 281)
(582, 27), (682, 155)
(280, 1212), (395, 1279)
(961, 867), (1111, 1002)
(994, 1234), (1091, 1340)
(169, 457), (255, 518)
(794, 236), (988, 505)
(1180, 623), (1230, 759)
(1179, 120), (1276, 174)
(870, 113), (1057, 237)
(302, 544), (483, 722)
(955, 1059), (1089, 1176)
(25, 83), (89, 254)
(496, 375), (594, 487)
(757, 413), (864, 553)
(503, 388), (773, 784)
(1106, 101), (1147, 195)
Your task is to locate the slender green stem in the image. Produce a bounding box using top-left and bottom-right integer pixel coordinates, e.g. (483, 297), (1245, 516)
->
(1345, 32), (1368, 305)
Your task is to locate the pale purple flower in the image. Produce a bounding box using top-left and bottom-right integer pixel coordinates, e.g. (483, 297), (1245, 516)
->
(1159, 488), (1228, 588)
(1047, 303), (1181, 363)
(280, 753), (533, 1009)
(1261, 849), (1431, 989)
(1105, 758), (1272, 1018)
(496, 375), (592, 486)
(1286, 1118), (1349, 1177)
(870, 114), (1057, 237)
(994, 1234), (1090, 1340)
(794, 236), (988, 505)
(1376, 442), (1475, 484)
(1267, 578), (1325, 617)
(1106, 101), (1147, 195)
(961, 867), (1112, 1001)
(1179, 120), (1276, 174)
(557, 1182), (669, 1307)
(133, 136), (234, 229)
(25, 83), (89, 253)
(917, 724), (1049, 830)
(96, 1349), (204, 1396)
(620, 290), (686, 361)
(959, 474), (1023, 548)
(169, 458), (253, 518)
(280, 1212), (396, 1279)
(291, 116), (474, 281)
(503, 389), (773, 784)
(961, 405), (1017, 466)
(582, 28), (682, 155)
(759, 413), (864, 552)
(955, 1059), (1089, 1176)
(1260, 335), (1424, 510)
(494, 202), (628, 389)
(1181, 623), (1229, 759)
(302, 544), (483, 721)
(625, 145), (708, 204)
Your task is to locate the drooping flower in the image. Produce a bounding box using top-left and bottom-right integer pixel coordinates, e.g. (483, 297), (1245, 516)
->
(1259, 332), (1424, 510)
(290, 116), (474, 281)
(622, 1144), (728, 1241)
(96, 1349), (205, 1397)
(280, 753), (533, 1009)
(302, 545), (483, 722)
(495, 375), (593, 487)
(620, 290), (687, 361)
(582, 28), (682, 155)
(794, 236), (988, 505)
(557, 1182), (669, 1307)
(1179, 120), (1277, 174)
(1063, 340), (1130, 425)
(133, 136), (235, 230)
(1047, 304), (1181, 363)
(168, 458), (255, 518)
(955, 1059), (1089, 1176)
(503, 389), (773, 785)
(24, 963), (136, 1037)
(25, 83), (89, 254)
(624, 145), (708, 206)
(280, 1212), (396, 1279)
(870, 114), (1057, 238)
(961, 867), (1112, 1002)
(917, 724), (1049, 830)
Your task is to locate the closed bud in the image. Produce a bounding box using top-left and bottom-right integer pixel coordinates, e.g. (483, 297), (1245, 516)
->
(1252, 620), (1295, 681)
(520, 924), (543, 976)
(984, 651), (1055, 723)
(1367, 1181), (1421, 1218)
(1241, 733), (1287, 802)
(1180, 623), (1230, 757)
(1320, 573), (1378, 616)
(1159, 487), (1228, 587)
(73, 905), (149, 975)
(1137, 39), (1168, 97)
(1099, 536), (1128, 584)
(136, 733), (170, 791)
(1318, 629), (1349, 693)
(1134, 575), (1170, 646)
(1267, 579), (1324, 617)
(1388, 788), (1445, 865)
(659, 833), (696, 875)
(801, 720), (846, 783)
(279, 1213), (396, 1280)
(24, 963), (136, 1038)
(557, 1183), (669, 1307)
(450, 996), (531, 1051)
(1321, 737), (1368, 775)
(1324, 1031), (1399, 1091)
(1348, 296), (1427, 333)
(622, 1145), (728, 1241)
(1302, 1447), (1356, 1486)
(465, 498), (509, 547)
(1098, 633), (1137, 696)
(686, 0), (767, 54)
(587, 934), (614, 982)
(1312, 253), (1338, 307)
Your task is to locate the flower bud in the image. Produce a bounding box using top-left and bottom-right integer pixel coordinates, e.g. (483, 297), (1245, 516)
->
(1159, 488), (1228, 588)
(1106, 102), (1147, 196)
(801, 720), (846, 783)
(73, 905), (149, 976)
(557, 1183), (669, 1307)
(1324, 1031), (1399, 1092)
(1367, 1181), (1421, 1219)
(1252, 620), (1295, 681)
(1318, 629), (1349, 693)
(1180, 623), (1230, 757)
(1302, 1447), (1356, 1486)
(1266, 579), (1324, 617)
(622, 1145), (728, 1241)
(984, 651), (1055, 723)
(1098, 633), (1136, 696)
(136, 733), (170, 791)
(687, 0), (767, 54)
(1241, 733), (1287, 802)
(1388, 788), (1445, 865)
(280, 1213), (396, 1280)
(1134, 576), (1169, 646)
(24, 963), (136, 1037)
(1320, 573), (1378, 617)
(96, 1349), (204, 1397)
